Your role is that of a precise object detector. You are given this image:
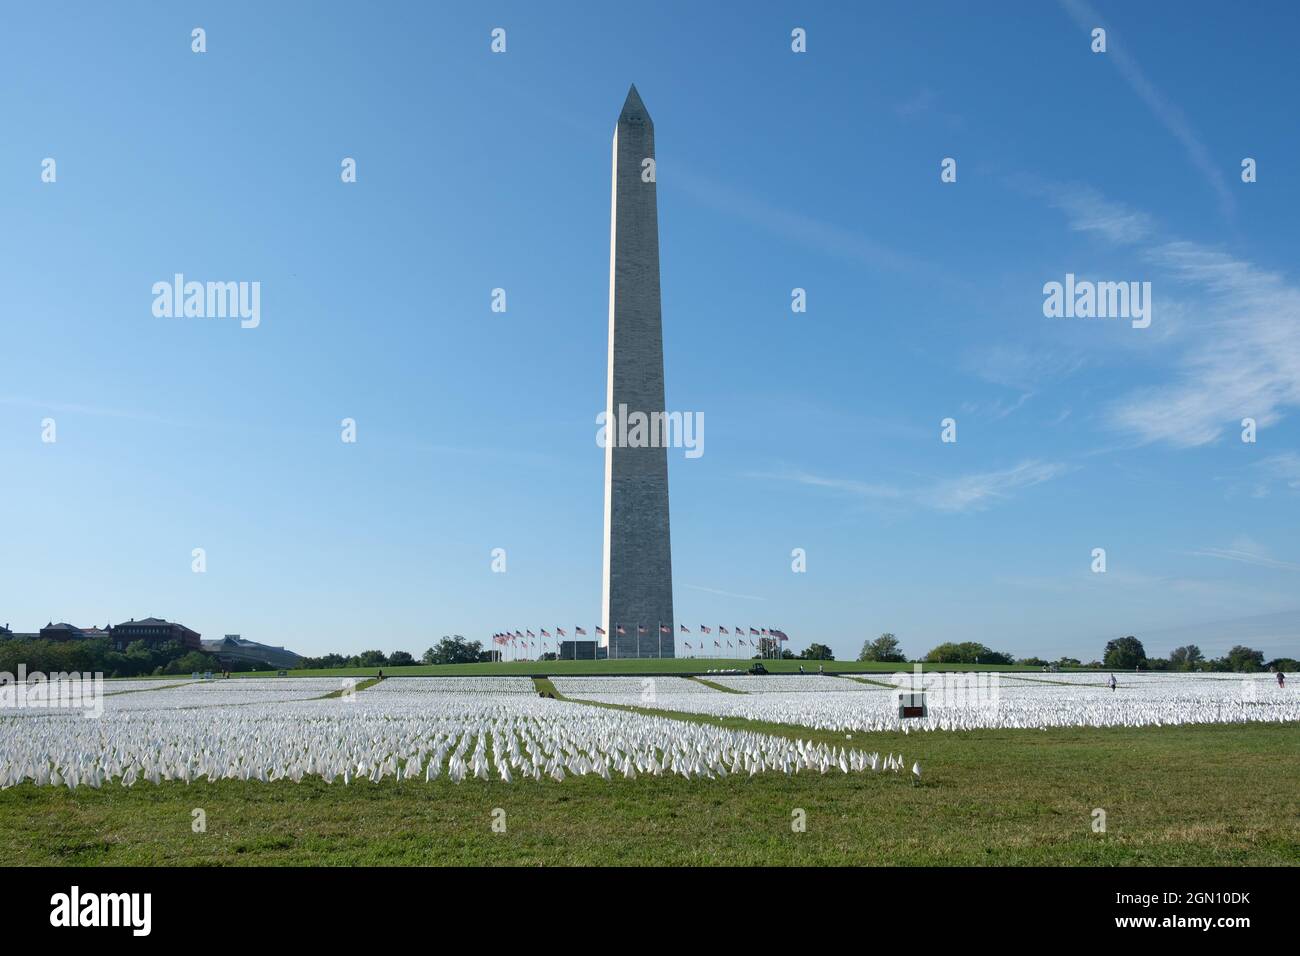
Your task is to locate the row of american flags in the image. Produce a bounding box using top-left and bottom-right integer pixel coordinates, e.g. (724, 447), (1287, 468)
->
(489, 625), (790, 659)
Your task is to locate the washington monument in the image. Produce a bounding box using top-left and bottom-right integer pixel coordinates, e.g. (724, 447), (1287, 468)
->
(601, 84), (675, 658)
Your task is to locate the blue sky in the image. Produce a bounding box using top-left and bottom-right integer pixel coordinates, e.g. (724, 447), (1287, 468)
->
(2, 1), (1298, 662)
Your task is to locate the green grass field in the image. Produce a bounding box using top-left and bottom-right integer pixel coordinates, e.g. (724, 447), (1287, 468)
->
(2, 704), (1295, 865)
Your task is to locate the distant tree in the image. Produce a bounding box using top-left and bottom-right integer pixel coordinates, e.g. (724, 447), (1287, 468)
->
(420, 647), (437, 665)
(164, 651), (212, 675)
(1145, 658), (1171, 671)
(780, 649), (796, 659)
(924, 642), (965, 663)
(924, 641), (1004, 664)
(1057, 657), (1081, 668)
(538, 652), (557, 661)
(356, 649), (388, 668)
(799, 643), (835, 661)
(387, 651), (416, 667)
(297, 653), (349, 669)
(858, 633), (905, 663)
(1265, 657), (1298, 672)
(1225, 645), (1265, 672)
(426, 636), (482, 665)
(1102, 636), (1146, 669)
(1017, 657), (1049, 667)
(1168, 645), (1204, 670)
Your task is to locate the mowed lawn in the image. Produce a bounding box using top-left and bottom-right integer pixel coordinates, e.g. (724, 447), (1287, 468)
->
(1, 717), (1295, 866)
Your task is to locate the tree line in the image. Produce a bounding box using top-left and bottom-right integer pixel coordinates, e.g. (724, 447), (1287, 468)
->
(8, 631), (1289, 677)
(855, 632), (1295, 672)
(0, 637), (212, 678)
(297, 636), (485, 669)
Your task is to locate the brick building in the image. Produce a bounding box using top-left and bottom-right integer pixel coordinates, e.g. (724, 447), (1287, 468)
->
(109, 617), (202, 651)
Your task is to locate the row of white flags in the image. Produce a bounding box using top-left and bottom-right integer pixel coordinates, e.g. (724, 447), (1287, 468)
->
(490, 626), (790, 650)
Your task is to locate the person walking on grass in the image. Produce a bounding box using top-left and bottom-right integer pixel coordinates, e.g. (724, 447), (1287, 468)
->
(1278, 671), (1286, 689)
(1108, 673), (1117, 692)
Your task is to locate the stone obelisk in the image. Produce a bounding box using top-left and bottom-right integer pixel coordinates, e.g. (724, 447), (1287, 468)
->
(601, 84), (675, 659)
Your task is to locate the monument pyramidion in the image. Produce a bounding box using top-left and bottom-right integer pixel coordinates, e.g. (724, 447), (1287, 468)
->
(601, 85), (675, 659)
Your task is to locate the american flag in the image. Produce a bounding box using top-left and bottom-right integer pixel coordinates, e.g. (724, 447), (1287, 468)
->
(540, 629), (551, 638)
(594, 626), (604, 636)
(727, 641), (733, 649)
(713, 640), (720, 648)
(527, 630), (535, 638)
(616, 624), (626, 635)
(719, 626), (729, 635)
(679, 624), (690, 633)
(749, 627), (760, 636)
(683, 641), (691, 650)
(736, 627), (745, 635)
(660, 624), (671, 634)
(637, 625), (647, 634)
(556, 628), (566, 637)
(575, 627), (586, 636)
(700, 625), (712, 634)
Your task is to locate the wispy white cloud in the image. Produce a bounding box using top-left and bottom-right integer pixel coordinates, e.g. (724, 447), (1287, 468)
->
(1191, 536), (1300, 573)
(672, 167), (969, 293)
(961, 393), (1033, 421)
(1058, 0), (1236, 222)
(1043, 188), (1300, 447)
(927, 460), (1070, 512)
(965, 344), (1087, 391)
(1109, 243), (1300, 446)
(1047, 184), (1154, 245)
(753, 460), (1068, 514)
(894, 87), (964, 128)
(1259, 453), (1300, 490)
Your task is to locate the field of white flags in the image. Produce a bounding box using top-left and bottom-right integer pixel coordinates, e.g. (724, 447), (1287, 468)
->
(553, 672), (1300, 733)
(0, 676), (893, 790)
(2, 672), (1296, 791)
